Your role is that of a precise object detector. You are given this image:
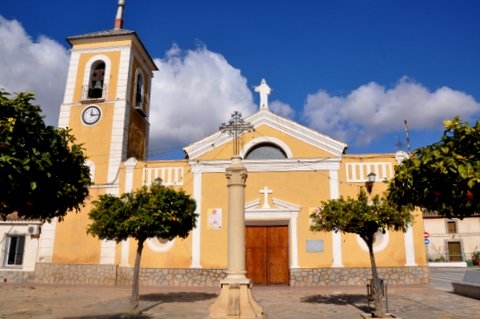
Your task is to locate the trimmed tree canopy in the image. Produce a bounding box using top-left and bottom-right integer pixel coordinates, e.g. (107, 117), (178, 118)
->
(310, 189), (413, 247)
(388, 116), (480, 219)
(0, 91), (90, 220)
(87, 184), (197, 310)
(87, 184), (197, 243)
(310, 188), (412, 317)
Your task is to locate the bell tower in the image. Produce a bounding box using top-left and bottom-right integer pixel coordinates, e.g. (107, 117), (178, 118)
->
(58, 0), (157, 186)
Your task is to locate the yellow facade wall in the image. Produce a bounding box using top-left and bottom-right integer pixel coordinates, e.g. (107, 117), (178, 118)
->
(200, 172), (229, 268)
(249, 124), (336, 158)
(411, 211), (428, 266)
(53, 132), (427, 270)
(197, 124), (337, 161)
(69, 102), (115, 184)
(53, 187), (105, 263)
(120, 160), (196, 268)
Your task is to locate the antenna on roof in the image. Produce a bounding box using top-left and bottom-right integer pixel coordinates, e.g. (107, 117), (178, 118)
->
(114, 0), (126, 29)
(404, 120), (411, 154)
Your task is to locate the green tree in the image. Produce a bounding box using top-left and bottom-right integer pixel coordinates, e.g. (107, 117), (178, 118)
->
(87, 184), (197, 311)
(388, 116), (480, 219)
(0, 90), (90, 220)
(310, 189), (412, 318)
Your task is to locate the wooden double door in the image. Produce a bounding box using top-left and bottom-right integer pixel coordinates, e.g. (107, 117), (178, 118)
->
(246, 225), (289, 285)
(447, 241), (462, 261)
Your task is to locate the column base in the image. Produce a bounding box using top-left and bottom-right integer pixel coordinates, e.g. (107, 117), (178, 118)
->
(208, 281), (265, 319)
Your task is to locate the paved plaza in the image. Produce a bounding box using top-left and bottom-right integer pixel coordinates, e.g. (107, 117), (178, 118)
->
(1, 281), (480, 319)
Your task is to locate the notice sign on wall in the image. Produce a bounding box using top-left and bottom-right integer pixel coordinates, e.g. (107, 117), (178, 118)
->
(207, 208), (222, 229)
(306, 240), (324, 252)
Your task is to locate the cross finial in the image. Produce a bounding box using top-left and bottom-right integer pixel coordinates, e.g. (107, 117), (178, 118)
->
(219, 111), (254, 156)
(259, 186), (273, 208)
(114, 0), (126, 29)
(254, 78), (271, 110)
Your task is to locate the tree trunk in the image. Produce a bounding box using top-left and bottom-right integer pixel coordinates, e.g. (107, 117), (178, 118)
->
(130, 238), (145, 312)
(368, 241), (386, 318)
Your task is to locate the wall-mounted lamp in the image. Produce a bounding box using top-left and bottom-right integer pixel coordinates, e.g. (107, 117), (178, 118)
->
(154, 177), (163, 186)
(365, 172), (376, 194)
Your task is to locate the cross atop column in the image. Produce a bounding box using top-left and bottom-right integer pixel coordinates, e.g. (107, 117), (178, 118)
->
(219, 111), (254, 156)
(254, 78), (271, 110)
(260, 186), (272, 208)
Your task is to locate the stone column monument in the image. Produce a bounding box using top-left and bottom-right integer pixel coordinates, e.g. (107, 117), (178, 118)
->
(208, 112), (265, 319)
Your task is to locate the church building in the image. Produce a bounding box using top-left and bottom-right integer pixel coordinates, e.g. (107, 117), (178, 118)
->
(1, 1), (428, 286)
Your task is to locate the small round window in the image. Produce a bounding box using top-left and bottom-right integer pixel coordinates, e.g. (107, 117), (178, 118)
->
(356, 229), (390, 253)
(146, 237), (175, 253)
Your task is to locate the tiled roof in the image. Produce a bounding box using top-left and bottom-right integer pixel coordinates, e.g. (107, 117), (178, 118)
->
(66, 28), (157, 70)
(67, 28), (136, 42)
(2, 212), (41, 222)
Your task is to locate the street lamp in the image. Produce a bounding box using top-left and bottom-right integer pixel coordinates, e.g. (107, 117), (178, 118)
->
(365, 172), (376, 194)
(154, 177), (163, 186)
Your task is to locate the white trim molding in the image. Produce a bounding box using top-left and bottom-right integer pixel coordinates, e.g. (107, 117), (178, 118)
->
(245, 197), (301, 269)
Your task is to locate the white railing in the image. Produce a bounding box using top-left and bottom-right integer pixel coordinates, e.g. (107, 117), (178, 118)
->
(143, 167), (184, 186)
(346, 162), (393, 183)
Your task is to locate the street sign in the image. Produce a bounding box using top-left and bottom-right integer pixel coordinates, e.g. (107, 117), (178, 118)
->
(425, 238), (430, 245)
(424, 231), (430, 239)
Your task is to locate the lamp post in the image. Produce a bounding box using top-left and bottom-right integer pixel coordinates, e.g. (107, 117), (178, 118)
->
(154, 177), (163, 186)
(365, 172), (376, 194)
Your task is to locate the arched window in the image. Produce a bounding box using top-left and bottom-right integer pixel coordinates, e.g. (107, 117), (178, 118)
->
(135, 72), (144, 107)
(88, 61), (105, 99)
(245, 143), (287, 159)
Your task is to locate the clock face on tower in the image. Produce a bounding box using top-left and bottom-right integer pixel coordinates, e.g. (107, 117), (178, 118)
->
(81, 105), (101, 125)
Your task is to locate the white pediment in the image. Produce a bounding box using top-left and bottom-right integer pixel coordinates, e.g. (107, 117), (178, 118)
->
(184, 109), (347, 160)
(244, 195), (301, 267)
(245, 197), (301, 213)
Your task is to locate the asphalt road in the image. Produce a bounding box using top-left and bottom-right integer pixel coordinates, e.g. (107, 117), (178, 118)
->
(429, 267), (467, 291)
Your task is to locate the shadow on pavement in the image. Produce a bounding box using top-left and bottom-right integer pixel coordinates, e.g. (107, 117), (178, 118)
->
(301, 293), (370, 313)
(139, 291), (217, 313)
(64, 292), (217, 319)
(65, 314), (151, 319)
(140, 291), (217, 303)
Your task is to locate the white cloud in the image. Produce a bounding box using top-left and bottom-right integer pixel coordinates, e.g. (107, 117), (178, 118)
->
(303, 77), (480, 147)
(0, 17), (257, 158)
(3, 16), (479, 157)
(0, 17), (69, 126)
(149, 44), (256, 157)
(270, 100), (295, 119)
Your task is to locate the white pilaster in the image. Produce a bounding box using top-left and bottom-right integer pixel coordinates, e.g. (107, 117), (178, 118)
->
(289, 212), (300, 268)
(37, 220), (57, 263)
(121, 239), (130, 267)
(190, 165), (202, 268)
(124, 157), (137, 192)
(107, 46), (131, 184)
(99, 240), (116, 264)
(404, 226), (417, 266)
(329, 169), (343, 267)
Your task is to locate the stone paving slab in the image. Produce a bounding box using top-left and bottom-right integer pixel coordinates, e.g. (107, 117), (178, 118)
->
(1, 283), (480, 319)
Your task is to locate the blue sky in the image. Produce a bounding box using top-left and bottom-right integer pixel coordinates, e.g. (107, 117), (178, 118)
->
(1, 0), (480, 159)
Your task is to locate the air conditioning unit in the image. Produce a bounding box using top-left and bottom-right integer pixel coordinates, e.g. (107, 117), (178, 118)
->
(28, 225), (41, 236)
